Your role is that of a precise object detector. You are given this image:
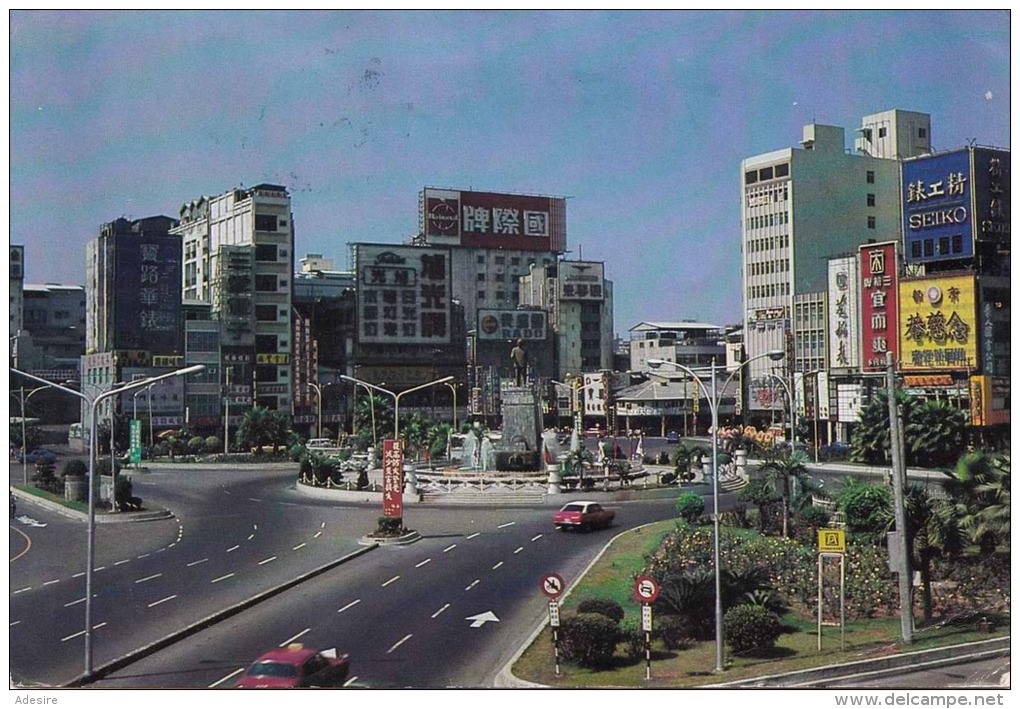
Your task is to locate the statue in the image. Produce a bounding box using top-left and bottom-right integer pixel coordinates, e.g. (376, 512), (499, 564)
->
(510, 338), (529, 386)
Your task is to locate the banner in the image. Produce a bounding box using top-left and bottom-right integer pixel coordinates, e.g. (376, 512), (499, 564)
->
(130, 419), (142, 464)
(382, 439), (404, 518)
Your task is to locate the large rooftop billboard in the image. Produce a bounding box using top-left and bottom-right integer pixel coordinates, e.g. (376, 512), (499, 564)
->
(420, 188), (566, 252)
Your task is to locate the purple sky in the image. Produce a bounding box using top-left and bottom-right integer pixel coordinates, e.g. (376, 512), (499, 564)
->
(10, 10), (1010, 333)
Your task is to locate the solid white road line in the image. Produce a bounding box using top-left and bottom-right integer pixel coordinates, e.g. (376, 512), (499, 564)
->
(279, 628), (311, 646)
(387, 634), (413, 654)
(415, 558), (431, 568)
(338, 599), (361, 614)
(382, 575), (400, 587)
(492, 561), (504, 570)
(186, 558), (209, 567)
(227, 545), (240, 552)
(514, 547), (525, 554)
(443, 544), (457, 553)
(531, 534), (543, 541)
(258, 556), (277, 565)
(135, 573), (163, 584)
(498, 521), (516, 529)
(465, 579), (480, 591)
(209, 667), (244, 688)
(211, 573), (235, 584)
(466, 532), (481, 540)
(293, 543), (306, 550)
(431, 603), (450, 618)
(147, 595), (177, 608)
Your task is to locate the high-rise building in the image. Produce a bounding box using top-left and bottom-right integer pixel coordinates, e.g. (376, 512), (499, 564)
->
(740, 112), (931, 421)
(22, 283), (86, 374)
(10, 245), (24, 351)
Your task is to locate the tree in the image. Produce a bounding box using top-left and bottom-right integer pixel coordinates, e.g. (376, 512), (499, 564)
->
(851, 390), (915, 465)
(852, 390), (969, 468)
(737, 478), (781, 534)
(832, 477), (893, 543)
(903, 483), (963, 621)
(757, 450), (810, 537)
(941, 451), (1010, 555)
(353, 395), (394, 449)
(235, 408), (276, 455)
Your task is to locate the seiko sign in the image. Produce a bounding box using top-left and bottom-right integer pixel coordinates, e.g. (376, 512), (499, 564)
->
(907, 206), (968, 231)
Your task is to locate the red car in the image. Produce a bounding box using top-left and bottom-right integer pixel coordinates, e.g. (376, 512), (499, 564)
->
(234, 644), (350, 688)
(553, 501), (614, 532)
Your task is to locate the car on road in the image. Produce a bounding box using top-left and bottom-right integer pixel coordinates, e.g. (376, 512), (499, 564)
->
(234, 644), (350, 688)
(553, 501), (614, 532)
(18, 448), (57, 464)
(665, 431), (680, 443)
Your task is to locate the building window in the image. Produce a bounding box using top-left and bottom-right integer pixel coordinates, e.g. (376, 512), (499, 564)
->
(511, 257), (520, 265)
(867, 216), (876, 229)
(494, 256), (505, 265)
(866, 170), (875, 184)
(478, 290), (485, 300)
(255, 366), (278, 383)
(256, 334), (278, 352)
(775, 163), (789, 178)
(255, 244), (278, 261)
(759, 166), (774, 181)
(952, 234), (963, 253)
(255, 274), (277, 291)
(496, 291), (505, 300)
(918, 127), (927, 139)
(254, 214), (278, 232)
(477, 273), (485, 281)
(867, 193), (875, 207)
(911, 241), (922, 259)
(924, 239), (935, 257)
(939, 236), (950, 255)
(745, 170), (758, 185)
(878, 127), (887, 138)
(256, 304), (278, 322)
(477, 255), (485, 264)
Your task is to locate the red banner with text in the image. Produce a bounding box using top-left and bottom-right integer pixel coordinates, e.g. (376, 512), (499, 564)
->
(382, 439), (404, 518)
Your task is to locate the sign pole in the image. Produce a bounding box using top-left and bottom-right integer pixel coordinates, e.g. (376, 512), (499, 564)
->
(553, 626), (560, 676)
(540, 573), (565, 678)
(643, 605), (652, 681)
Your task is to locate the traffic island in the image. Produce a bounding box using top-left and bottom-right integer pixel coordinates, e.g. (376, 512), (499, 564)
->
(358, 515), (422, 546)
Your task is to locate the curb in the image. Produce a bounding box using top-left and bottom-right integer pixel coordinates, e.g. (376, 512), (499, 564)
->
(12, 487), (173, 524)
(358, 530), (423, 546)
(62, 543), (378, 687)
(293, 480), (422, 505)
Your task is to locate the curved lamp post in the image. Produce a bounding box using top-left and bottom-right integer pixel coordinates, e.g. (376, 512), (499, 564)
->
(307, 382), (323, 439)
(648, 349), (784, 672)
(444, 381), (458, 431)
(14, 384), (63, 485)
(11, 364), (204, 678)
(762, 372), (795, 447)
(340, 374), (455, 440)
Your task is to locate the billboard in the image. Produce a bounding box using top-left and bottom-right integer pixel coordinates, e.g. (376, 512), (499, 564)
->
(355, 244), (451, 345)
(558, 261), (606, 301)
(827, 256), (860, 370)
(420, 188), (566, 252)
(477, 309), (548, 341)
(898, 275), (977, 371)
(859, 242), (899, 372)
(973, 148), (1010, 243)
(902, 150), (973, 263)
(114, 233), (182, 353)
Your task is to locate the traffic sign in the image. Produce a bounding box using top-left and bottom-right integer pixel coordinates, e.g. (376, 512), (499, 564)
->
(634, 575), (660, 603)
(641, 604), (653, 632)
(548, 600), (560, 627)
(540, 572), (565, 599)
(818, 528), (846, 554)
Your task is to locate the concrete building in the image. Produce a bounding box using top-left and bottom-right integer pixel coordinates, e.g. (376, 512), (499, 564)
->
(173, 184), (296, 425)
(628, 321), (726, 373)
(21, 283), (86, 373)
(10, 245), (24, 352)
(740, 111), (932, 421)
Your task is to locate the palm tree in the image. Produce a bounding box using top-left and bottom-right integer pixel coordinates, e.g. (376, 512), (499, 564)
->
(905, 400), (969, 468)
(977, 454), (1010, 540)
(757, 450), (810, 537)
(236, 407), (275, 455)
(904, 483), (964, 621)
(353, 394), (394, 448)
(941, 451), (1010, 554)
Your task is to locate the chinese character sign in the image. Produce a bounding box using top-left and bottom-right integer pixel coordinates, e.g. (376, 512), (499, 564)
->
(898, 275), (977, 371)
(113, 233), (182, 353)
(972, 148), (1011, 243)
(827, 256), (860, 369)
(356, 244), (451, 345)
(859, 242), (899, 373)
(420, 188), (566, 252)
(558, 262), (606, 301)
(477, 309), (548, 341)
(382, 439), (404, 519)
(902, 150), (974, 263)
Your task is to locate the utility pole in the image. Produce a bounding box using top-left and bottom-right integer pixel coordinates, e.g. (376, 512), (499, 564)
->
(885, 350), (913, 644)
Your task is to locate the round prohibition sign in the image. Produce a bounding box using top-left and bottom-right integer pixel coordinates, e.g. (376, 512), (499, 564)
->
(634, 575), (660, 603)
(540, 572), (565, 599)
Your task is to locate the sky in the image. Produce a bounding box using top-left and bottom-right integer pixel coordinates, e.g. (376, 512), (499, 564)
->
(9, 10), (1011, 333)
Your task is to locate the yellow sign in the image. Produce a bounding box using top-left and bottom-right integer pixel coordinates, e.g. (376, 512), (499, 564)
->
(970, 375), (1010, 427)
(898, 275), (977, 371)
(818, 529), (846, 553)
(256, 353), (290, 365)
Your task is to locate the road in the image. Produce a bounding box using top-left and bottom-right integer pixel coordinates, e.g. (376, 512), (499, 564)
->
(10, 464), (681, 688)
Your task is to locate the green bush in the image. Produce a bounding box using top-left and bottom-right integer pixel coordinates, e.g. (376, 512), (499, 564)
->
(559, 613), (621, 669)
(657, 614), (696, 650)
(724, 604), (782, 655)
(203, 436), (222, 453)
(32, 459), (61, 495)
(797, 505), (830, 529)
(187, 436), (205, 454)
(375, 516), (403, 536)
(657, 450), (671, 465)
(61, 459), (88, 477)
(289, 443), (306, 462)
(114, 476), (137, 510)
(576, 598), (624, 624)
(675, 491), (705, 524)
(617, 621), (645, 661)
(658, 471), (678, 486)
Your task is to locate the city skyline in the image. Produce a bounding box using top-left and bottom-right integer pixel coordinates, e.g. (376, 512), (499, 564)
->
(10, 10), (1010, 331)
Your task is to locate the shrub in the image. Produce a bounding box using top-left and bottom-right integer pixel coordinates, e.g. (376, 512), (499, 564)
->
(675, 492), (705, 525)
(114, 476), (135, 510)
(375, 516), (403, 536)
(558, 613), (620, 669)
(724, 604), (782, 655)
(658, 471), (678, 486)
(657, 450), (671, 465)
(203, 436), (222, 454)
(32, 459), (61, 495)
(618, 621), (645, 661)
(187, 436), (205, 454)
(576, 598), (624, 624)
(356, 468), (370, 490)
(720, 502), (751, 529)
(797, 505), (830, 529)
(657, 614), (696, 650)
(61, 459), (88, 477)
(289, 443), (306, 462)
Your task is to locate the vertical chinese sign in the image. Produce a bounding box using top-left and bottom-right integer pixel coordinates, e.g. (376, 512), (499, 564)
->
(382, 439), (404, 519)
(114, 233), (182, 353)
(859, 242), (899, 373)
(827, 256), (860, 370)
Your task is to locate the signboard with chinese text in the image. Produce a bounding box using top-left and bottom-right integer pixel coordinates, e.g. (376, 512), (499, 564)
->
(827, 256), (860, 370)
(113, 233), (182, 353)
(382, 439), (404, 519)
(477, 309), (548, 341)
(818, 529), (846, 554)
(256, 353), (290, 365)
(836, 383), (861, 423)
(902, 150), (974, 263)
(973, 148), (1010, 243)
(859, 242), (899, 373)
(355, 244), (451, 345)
(129, 419), (142, 464)
(898, 275), (977, 371)
(558, 261), (606, 302)
(420, 188), (566, 252)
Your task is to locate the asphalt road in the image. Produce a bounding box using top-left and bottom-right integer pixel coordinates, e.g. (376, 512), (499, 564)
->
(11, 464), (681, 688)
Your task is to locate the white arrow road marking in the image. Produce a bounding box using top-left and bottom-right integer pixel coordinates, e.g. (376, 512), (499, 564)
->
(211, 573), (235, 584)
(465, 579), (480, 591)
(135, 573), (162, 584)
(209, 667), (244, 688)
(465, 611), (500, 628)
(186, 558), (209, 567)
(279, 628), (311, 646)
(382, 575), (400, 587)
(466, 532), (480, 540)
(16, 516), (47, 527)
(531, 534), (543, 542)
(497, 522), (515, 529)
(431, 603), (450, 618)
(443, 544), (457, 553)
(415, 558), (431, 568)
(337, 599), (361, 614)
(147, 595), (177, 608)
(387, 634), (413, 654)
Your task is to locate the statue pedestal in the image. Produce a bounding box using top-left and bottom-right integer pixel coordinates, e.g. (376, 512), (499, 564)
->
(499, 386), (542, 471)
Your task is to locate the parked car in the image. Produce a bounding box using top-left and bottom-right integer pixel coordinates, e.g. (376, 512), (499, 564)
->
(665, 431), (680, 443)
(234, 644), (350, 688)
(19, 448), (56, 464)
(553, 501), (614, 532)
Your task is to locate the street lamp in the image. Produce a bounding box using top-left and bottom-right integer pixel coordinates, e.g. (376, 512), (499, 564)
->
(340, 375), (455, 440)
(14, 384), (61, 485)
(762, 372), (795, 447)
(307, 382), (323, 439)
(648, 349), (784, 672)
(445, 381), (458, 431)
(11, 364), (204, 678)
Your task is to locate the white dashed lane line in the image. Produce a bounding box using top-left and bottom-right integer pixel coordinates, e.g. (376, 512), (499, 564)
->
(431, 603), (450, 619)
(279, 628), (311, 646)
(13, 587), (31, 595)
(114, 559), (130, 566)
(258, 556), (277, 565)
(443, 544), (457, 553)
(313, 531), (322, 539)
(514, 547), (525, 554)
(135, 573), (163, 584)
(61, 623), (107, 642)
(136, 553), (150, 559)
(466, 533), (480, 540)
(382, 575), (400, 587)
(387, 634), (413, 654)
(186, 558), (209, 567)
(497, 522), (515, 529)
(227, 545), (240, 553)
(465, 579), (480, 591)
(415, 558), (432, 568)
(337, 599), (361, 614)
(531, 534), (543, 542)
(343, 676), (359, 687)
(147, 595), (177, 608)
(211, 573), (235, 584)
(293, 543), (306, 550)
(43, 579), (60, 586)
(492, 561), (504, 570)
(209, 668), (244, 688)
(246, 534), (255, 541)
